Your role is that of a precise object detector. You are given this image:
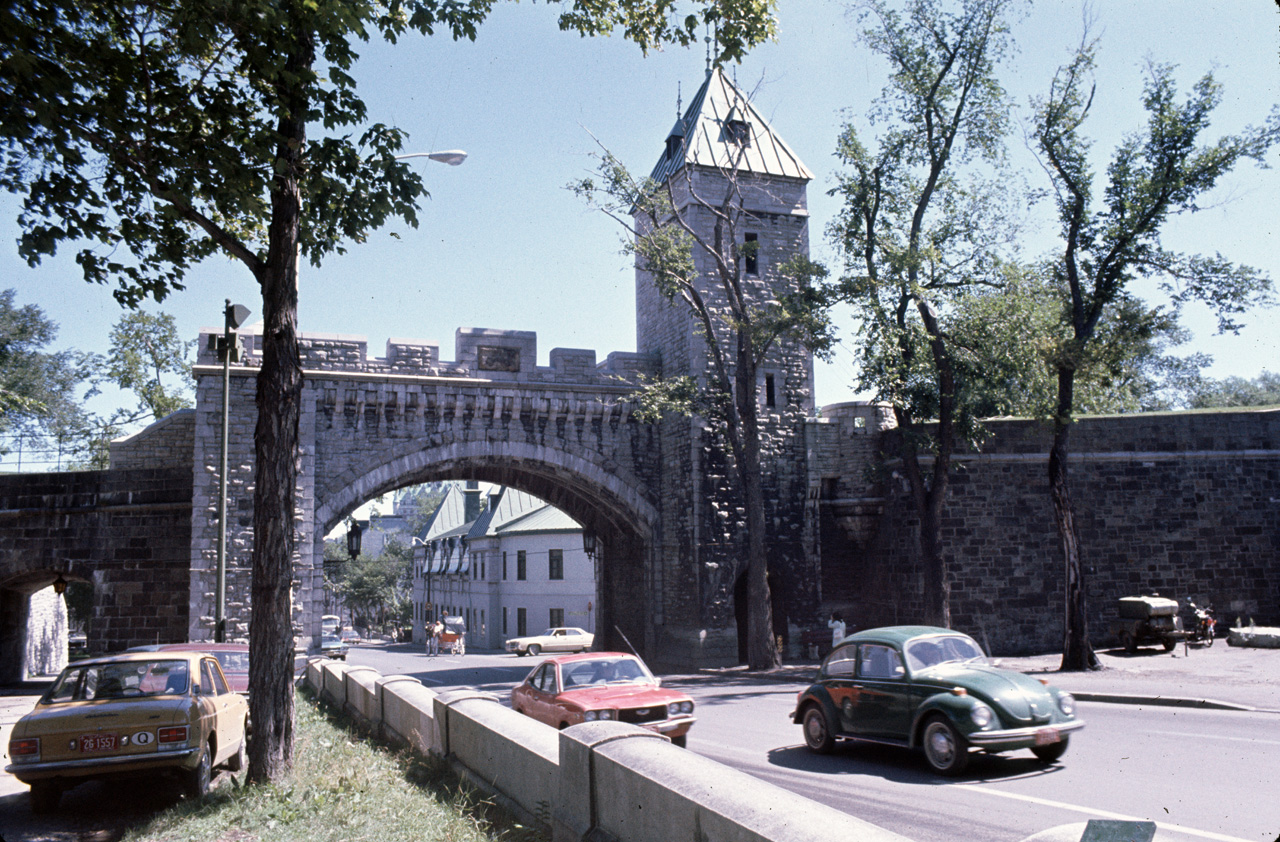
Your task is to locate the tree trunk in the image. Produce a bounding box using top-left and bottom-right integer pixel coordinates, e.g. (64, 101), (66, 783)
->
(247, 17), (311, 783)
(736, 351), (779, 670)
(1051, 367), (1099, 671)
(895, 410), (951, 628)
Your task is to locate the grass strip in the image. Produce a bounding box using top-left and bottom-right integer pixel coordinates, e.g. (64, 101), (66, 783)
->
(121, 687), (547, 842)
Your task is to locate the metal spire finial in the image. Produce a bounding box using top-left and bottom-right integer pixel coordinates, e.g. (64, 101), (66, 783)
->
(676, 81), (682, 118)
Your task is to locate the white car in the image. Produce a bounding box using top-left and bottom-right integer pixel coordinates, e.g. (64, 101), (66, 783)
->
(505, 627), (594, 656)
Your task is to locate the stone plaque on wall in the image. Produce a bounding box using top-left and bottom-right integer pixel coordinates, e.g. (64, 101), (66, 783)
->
(477, 345), (521, 372)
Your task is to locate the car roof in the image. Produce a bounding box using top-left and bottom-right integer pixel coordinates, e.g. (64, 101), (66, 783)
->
(154, 642), (249, 653)
(63, 650), (212, 668)
(538, 651), (635, 665)
(840, 625), (966, 647)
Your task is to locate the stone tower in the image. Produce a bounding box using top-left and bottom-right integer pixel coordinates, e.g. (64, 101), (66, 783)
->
(634, 67), (820, 666)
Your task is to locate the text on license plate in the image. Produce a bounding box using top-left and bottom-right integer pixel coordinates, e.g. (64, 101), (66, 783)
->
(1034, 728), (1060, 746)
(80, 733), (118, 752)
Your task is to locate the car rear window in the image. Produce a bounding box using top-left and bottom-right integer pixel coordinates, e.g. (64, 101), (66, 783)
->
(43, 660), (190, 703)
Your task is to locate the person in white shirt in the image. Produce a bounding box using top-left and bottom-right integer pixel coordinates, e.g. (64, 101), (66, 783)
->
(827, 612), (847, 650)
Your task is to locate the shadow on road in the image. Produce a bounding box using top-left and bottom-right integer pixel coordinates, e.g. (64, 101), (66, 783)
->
(765, 741), (1067, 785)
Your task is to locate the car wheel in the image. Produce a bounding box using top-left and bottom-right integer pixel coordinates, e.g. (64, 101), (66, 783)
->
(1162, 637), (1177, 652)
(1031, 736), (1070, 764)
(1119, 630), (1136, 653)
(802, 705), (835, 754)
(922, 716), (970, 775)
(184, 741), (213, 800)
(671, 734), (688, 748)
(29, 781), (61, 814)
(528, 644), (541, 657)
(226, 724), (248, 772)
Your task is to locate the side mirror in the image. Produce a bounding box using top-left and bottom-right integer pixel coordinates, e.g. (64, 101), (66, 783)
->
(653, 677), (661, 687)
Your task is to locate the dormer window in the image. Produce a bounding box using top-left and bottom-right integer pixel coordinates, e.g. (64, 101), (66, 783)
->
(724, 118), (751, 147)
(665, 134), (683, 160)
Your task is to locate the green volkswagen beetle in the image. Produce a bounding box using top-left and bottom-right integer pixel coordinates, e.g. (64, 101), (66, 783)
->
(792, 626), (1084, 775)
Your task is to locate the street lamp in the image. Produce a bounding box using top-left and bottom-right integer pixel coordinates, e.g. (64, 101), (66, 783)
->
(394, 150), (468, 166)
(346, 518), (363, 560)
(216, 300), (252, 643)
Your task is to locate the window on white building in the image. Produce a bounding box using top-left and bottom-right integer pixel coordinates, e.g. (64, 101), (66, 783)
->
(549, 549), (563, 580)
(549, 608), (564, 627)
(517, 550), (527, 581)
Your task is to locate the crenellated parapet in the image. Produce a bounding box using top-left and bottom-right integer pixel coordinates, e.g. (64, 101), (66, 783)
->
(196, 326), (659, 388)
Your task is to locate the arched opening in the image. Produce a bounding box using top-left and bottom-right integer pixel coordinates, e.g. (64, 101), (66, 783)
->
(313, 450), (656, 661)
(0, 567), (91, 684)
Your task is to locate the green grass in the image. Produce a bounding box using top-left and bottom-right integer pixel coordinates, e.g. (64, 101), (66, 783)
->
(121, 689), (547, 842)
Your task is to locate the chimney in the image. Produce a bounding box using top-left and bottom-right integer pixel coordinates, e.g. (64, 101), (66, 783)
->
(463, 480), (481, 523)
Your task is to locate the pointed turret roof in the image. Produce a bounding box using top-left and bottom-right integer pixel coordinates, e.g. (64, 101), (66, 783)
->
(649, 67), (813, 185)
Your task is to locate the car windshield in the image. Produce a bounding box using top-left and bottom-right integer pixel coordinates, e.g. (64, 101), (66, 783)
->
(904, 635), (989, 672)
(560, 656), (654, 688)
(42, 659), (190, 703)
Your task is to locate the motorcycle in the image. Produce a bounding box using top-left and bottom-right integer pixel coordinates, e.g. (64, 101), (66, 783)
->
(1186, 601), (1217, 646)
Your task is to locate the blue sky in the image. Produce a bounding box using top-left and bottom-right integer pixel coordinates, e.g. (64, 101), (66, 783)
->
(4, 0), (1277, 427)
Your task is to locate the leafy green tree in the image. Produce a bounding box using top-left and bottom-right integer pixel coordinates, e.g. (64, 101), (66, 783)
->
(828, 0), (1020, 627)
(1187, 371), (1280, 409)
(949, 266), (1211, 419)
(0, 0), (778, 781)
(95, 311), (194, 425)
(0, 289), (94, 466)
(1033, 36), (1277, 670)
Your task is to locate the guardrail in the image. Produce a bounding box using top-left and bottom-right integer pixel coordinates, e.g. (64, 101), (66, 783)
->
(306, 657), (913, 842)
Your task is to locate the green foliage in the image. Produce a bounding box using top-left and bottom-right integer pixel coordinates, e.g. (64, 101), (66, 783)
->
(1, 0), (779, 306)
(1034, 48), (1278, 376)
(396, 482), (450, 537)
(93, 311), (194, 424)
(0, 289), (96, 459)
(1188, 370), (1280, 409)
(121, 690), (546, 842)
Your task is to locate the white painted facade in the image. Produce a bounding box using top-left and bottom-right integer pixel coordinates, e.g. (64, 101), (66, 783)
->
(410, 485), (595, 651)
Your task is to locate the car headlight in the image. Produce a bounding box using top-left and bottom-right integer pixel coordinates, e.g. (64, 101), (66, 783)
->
(1057, 693), (1076, 716)
(969, 703), (994, 728)
(584, 710), (616, 721)
(672, 701), (694, 715)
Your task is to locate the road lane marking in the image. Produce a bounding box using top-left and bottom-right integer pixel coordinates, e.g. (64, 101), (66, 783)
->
(959, 785), (1255, 842)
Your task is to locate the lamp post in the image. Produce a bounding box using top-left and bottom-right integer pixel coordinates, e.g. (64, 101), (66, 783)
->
(394, 150), (468, 166)
(216, 300), (252, 643)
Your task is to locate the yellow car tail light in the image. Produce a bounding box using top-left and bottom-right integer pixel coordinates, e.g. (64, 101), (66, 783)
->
(157, 726), (188, 744)
(9, 737), (39, 758)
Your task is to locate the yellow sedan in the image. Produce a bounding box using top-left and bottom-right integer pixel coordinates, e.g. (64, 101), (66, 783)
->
(5, 650), (249, 813)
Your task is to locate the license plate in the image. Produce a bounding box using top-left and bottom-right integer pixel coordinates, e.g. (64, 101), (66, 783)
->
(80, 733), (118, 752)
(1034, 728), (1060, 746)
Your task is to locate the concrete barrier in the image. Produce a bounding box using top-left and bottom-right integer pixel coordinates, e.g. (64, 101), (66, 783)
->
(342, 666), (381, 726)
(378, 677), (439, 755)
(432, 690), (559, 824)
(303, 658), (913, 842)
(554, 722), (910, 842)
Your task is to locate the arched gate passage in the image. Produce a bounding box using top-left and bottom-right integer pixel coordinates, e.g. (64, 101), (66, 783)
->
(191, 328), (669, 659)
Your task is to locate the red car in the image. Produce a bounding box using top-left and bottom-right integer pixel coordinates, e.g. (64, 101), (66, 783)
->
(510, 652), (696, 747)
(155, 644), (250, 696)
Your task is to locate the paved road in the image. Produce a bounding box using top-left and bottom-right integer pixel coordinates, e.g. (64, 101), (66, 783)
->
(4, 640), (1277, 842)
(346, 643), (1280, 842)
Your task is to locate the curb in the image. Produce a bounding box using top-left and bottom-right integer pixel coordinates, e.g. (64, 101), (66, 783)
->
(1067, 690), (1269, 712)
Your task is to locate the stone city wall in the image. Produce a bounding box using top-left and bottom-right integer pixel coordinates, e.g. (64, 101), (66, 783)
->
(835, 408), (1280, 655)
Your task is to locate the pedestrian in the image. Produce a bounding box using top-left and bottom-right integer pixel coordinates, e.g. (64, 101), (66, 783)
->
(827, 612), (846, 650)
(428, 620), (442, 656)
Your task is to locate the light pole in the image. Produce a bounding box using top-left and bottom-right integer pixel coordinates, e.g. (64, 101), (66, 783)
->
(216, 300), (252, 642)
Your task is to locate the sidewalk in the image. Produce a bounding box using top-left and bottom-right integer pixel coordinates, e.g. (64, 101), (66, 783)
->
(704, 637), (1280, 713)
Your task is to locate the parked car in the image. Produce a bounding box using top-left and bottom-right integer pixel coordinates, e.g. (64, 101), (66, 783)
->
(5, 650), (249, 813)
(792, 626), (1084, 775)
(320, 635), (348, 660)
(505, 626), (594, 656)
(339, 630), (362, 645)
(154, 643), (250, 695)
(511, 652), (695, 746)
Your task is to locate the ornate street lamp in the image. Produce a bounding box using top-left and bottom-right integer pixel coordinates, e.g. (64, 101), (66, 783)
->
(346, 518), (363, 560)
(582, 530), (598, 561)
(52, 574), (68, 596)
